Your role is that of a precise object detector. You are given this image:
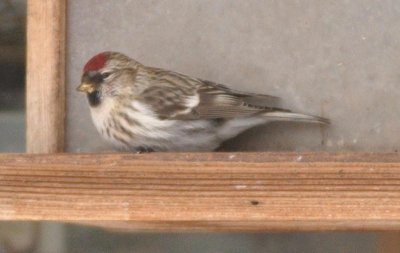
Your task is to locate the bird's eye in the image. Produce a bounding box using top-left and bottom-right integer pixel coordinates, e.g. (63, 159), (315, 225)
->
(101, 72), (111, 79)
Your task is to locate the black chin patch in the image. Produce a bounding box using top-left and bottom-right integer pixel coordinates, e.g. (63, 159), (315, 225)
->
(87, 90), (101, 107)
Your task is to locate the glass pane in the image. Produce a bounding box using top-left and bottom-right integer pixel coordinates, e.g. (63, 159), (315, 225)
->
(0, 1), (30, 252)
(0, 0), (25, 152)
(0, 222), (378, 253)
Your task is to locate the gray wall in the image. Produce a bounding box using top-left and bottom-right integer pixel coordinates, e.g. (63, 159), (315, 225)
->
(67, 0), (400, 152)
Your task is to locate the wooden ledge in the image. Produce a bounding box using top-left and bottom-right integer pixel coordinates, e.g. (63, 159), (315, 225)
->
(1, 152), (400, 231)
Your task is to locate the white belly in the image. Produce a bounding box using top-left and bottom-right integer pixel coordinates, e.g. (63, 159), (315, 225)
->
(89, 99), (221, 151)
(89, 99), (266, 151)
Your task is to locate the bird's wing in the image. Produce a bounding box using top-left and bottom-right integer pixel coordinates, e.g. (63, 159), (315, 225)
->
(138, 71), (287, 120)
(200, 80), (280, 104)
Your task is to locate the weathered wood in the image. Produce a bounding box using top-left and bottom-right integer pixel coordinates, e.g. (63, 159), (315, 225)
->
(26, 0), (66, 153)
(1, 152), (400, 231)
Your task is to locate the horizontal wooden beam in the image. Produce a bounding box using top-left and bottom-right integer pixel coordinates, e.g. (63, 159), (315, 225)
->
(1, 152), (400, 231)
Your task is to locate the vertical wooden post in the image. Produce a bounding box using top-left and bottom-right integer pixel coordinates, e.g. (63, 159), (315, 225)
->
(26, 0), (66, 153)
(25, 1), (67, 251)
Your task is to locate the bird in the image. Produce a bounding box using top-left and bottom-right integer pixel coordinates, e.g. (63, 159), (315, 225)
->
(77, 51), (328, 152)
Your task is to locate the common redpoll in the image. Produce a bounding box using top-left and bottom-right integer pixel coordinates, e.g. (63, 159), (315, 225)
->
(77, 52), (328, 152)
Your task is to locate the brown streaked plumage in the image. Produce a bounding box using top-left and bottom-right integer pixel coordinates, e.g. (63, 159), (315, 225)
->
(77, 51), (328, 152)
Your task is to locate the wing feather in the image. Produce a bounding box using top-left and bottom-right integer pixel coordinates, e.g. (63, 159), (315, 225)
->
(138, 70), (286, 120)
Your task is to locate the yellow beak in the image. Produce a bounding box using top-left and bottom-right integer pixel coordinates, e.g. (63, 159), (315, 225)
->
(77, 82), (96, 93)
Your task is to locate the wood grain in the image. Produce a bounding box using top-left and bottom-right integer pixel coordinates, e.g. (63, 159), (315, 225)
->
(1, 152), (400, 231)
(26, 0), (66, 153)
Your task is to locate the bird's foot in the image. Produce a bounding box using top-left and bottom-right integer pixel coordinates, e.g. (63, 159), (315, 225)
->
(135, 146), (155, 154)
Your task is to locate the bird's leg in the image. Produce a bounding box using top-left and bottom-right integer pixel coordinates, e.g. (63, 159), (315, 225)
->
(135, 146), (155, 154)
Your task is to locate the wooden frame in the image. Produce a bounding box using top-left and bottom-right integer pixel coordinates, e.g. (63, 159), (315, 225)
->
(1, 152), (400, 232)
(26, 0), (65, 153)
(3, 0), (398, 251)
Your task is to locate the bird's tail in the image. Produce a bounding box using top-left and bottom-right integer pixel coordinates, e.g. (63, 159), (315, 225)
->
(263, 111), (329, 124)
